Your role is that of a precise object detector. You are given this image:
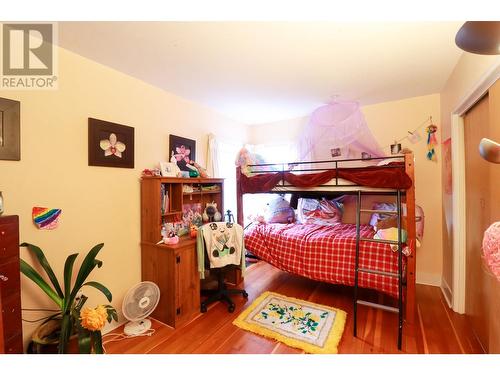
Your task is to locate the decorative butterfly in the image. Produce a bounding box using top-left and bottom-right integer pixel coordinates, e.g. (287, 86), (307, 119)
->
(100, 133), (126, 158)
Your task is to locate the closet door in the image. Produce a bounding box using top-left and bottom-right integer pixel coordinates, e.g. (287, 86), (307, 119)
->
(464, 94), (490, 352)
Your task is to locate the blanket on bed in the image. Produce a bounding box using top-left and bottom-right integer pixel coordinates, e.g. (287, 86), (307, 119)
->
(244, 222), (406, 298)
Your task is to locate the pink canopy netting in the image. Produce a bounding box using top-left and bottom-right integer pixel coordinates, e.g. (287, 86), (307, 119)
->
(298, 100), (385, 163)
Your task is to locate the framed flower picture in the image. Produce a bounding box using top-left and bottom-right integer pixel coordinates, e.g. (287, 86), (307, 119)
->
(169, 134), (196, 171)
(88, 118), (134, 168)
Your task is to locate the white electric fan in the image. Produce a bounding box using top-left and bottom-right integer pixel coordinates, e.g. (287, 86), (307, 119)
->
(122, 281), (160, 336)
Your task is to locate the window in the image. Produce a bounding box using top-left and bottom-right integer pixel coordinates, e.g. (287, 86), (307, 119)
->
(215, 138), (242, 220)
(243, 142), (298, 226)
(213, 139), (298, 225)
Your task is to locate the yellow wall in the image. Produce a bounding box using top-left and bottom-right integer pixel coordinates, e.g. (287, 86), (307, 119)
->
(0, 46), (247, 347)
(439, 53), (499, 297)
(249, 94), (443, 285)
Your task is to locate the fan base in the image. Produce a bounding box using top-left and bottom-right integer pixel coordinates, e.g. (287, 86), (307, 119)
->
(123, 319), (152, 336)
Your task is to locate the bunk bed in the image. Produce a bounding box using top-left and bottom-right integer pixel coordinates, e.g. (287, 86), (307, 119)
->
(235, 153), (417, 349)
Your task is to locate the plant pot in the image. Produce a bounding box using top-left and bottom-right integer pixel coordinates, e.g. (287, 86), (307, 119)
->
(28, 318), (79, 354)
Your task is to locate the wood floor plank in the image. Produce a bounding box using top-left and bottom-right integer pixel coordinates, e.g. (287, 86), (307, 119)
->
(104, 261), (483, 355)
(416, 285), (463, 353)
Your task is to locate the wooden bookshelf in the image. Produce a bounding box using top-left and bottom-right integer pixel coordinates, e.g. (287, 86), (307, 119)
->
(140, 177), (224, 328)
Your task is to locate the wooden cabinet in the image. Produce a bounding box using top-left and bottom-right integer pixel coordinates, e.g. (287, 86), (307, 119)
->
(0, 215), (23, 354)
(140, 177), (224, 328)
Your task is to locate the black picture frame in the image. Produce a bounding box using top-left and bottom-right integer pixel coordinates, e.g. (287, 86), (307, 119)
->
(0, 97), (20, 161)
(88, 118), (134, 168)
(169, 134), (196, 172)
(330, 148), (341, 158)
(390, 143), (402, 155)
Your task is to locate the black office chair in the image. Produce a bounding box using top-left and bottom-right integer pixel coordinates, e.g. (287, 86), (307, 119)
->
(199, 215), (248, 313)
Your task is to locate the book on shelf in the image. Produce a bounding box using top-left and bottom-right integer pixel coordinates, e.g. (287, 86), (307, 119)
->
(160, 184), (169, 214)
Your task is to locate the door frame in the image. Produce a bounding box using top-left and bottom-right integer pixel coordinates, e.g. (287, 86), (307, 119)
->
(451, 62), (500, 313)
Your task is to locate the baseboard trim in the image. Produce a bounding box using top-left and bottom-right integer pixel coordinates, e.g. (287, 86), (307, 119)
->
(416, 273), (441, 287)
(440, 278), (453, 308)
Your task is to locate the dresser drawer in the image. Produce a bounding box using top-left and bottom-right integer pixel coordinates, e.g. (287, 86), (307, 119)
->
(0, 259), (21, 298)
(3, 332), (23, 354)
(0, 221), (19, 260)
(0, 292), (22, 340)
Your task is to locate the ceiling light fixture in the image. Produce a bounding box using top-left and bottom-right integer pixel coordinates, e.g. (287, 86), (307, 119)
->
(455, 21), (500, 55)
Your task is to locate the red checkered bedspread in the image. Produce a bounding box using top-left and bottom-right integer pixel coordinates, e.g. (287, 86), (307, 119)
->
(244, 222), (405, 298)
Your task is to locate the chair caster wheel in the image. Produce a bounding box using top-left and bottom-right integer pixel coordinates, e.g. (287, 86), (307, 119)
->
(242, 291), (248, 298)
(200, 304), (207, 313)
(228, 304), (235, 313)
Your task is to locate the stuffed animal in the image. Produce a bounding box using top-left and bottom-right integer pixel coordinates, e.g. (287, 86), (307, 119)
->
(188, 161), (210, 178)
(203, 201), (222, 222)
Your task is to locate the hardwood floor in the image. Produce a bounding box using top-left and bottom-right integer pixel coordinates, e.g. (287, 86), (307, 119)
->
(104, 261), (484, 354)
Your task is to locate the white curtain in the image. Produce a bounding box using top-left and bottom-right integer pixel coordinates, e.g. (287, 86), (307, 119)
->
(207, 133), (243, 218)
(206, 133), (219, 178)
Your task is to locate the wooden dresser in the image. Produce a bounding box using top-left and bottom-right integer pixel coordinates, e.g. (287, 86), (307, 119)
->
(0, 215), (23, 354)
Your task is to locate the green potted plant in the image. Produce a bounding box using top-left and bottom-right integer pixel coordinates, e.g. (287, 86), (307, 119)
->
(20, 242), (118, 354)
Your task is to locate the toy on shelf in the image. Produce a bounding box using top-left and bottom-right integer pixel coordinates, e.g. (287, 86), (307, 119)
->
(183, 161), (210, 178)
(160, 223), (179, 245)
(142, 168), (161, 177)
(202, 201), (222, 223)
(190, 225), (198, 239)
(185, 163), (200, 177)
(191, 161), (210, 178)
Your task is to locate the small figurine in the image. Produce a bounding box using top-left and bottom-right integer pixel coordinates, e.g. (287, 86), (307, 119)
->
(161, 223), (179, 245)
(189, 225), (198, 239)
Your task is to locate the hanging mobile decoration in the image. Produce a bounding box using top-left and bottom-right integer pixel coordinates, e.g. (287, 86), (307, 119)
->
(425, 117), (438, 161)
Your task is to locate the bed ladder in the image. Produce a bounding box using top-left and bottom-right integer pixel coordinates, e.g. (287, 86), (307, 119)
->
(353, 189), (404, 350)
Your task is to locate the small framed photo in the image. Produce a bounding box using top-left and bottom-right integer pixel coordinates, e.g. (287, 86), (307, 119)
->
(390, 143), (402, 155)
(159, 161), (180, 177)
(361, 152), (371, 160)
(88, 118), (134, 168)
(330, 148), (342, 158)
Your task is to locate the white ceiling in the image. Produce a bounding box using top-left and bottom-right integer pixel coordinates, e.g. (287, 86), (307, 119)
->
(58, 21), (464, 124)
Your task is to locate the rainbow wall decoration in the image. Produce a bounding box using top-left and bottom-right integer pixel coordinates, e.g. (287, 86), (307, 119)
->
(32, 207), (62, 230)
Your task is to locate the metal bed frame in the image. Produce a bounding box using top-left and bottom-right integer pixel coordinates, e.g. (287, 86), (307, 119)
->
(236, 153), (417, 350)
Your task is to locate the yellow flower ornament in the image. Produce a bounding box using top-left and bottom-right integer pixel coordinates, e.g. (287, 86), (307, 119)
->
(80, 305), (108, 331)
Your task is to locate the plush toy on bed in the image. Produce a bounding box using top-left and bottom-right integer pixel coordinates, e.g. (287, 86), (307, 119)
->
(265, 196), (295, 224)
(202, 201), (222, 223)
(235, 147), (268, 177)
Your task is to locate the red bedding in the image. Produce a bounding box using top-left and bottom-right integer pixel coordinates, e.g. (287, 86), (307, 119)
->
(244, 222), (405, 298)
(238, 163), (412, 193)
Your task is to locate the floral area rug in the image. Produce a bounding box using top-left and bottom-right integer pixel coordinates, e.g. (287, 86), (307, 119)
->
(233, 291), (346, 354)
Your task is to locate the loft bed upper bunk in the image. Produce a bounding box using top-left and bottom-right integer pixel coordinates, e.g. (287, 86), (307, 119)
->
(235, 152), (417, 348)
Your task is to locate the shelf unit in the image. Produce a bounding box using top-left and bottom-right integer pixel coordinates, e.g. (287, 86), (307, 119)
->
(140, 177), (224, 328)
